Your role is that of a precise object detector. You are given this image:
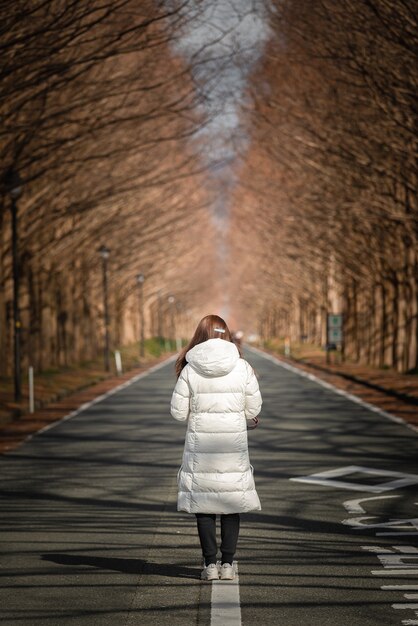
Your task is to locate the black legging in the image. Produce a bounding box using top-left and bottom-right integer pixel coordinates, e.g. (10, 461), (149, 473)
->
(195, 513), (240, 566)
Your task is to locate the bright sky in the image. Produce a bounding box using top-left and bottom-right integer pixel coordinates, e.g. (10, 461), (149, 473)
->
(174, 0), (270, 172)
(172, 0), (270, 320)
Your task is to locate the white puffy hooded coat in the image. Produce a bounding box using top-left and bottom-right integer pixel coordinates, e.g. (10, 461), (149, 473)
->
(170, 338), (262, 514)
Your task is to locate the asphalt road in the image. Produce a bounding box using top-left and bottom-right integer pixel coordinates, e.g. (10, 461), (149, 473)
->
(1, 347), (418, 626)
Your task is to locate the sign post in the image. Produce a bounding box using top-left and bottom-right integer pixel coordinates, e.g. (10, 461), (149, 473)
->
(326, 314), (343, 364)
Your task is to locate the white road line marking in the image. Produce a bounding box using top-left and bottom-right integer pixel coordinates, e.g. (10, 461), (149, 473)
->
(382, 586), (418, 590)
(393, 604), (418, 609)
(372, 570), (418, 575)
(386, 547), (418, 553)
(8, 354), (178, 450)
(363, 546), (394, 553)
(405, 595), (418, 600)
(376, 555), (418, 567)
(343, 495), (399, 514)
(210, 563), (241, 626)
(290, 466), (418, 493)
(367, 546), (418, 576)
(346, 518), (418, 530)
(248, 345), (418, 435)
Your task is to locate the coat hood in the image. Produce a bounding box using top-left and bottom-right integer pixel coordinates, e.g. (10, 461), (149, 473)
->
(186, 338), (240, 377)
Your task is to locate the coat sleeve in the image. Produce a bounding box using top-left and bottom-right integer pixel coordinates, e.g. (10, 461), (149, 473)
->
(170, 366), (191, 422)
(244, 361), (262, 419)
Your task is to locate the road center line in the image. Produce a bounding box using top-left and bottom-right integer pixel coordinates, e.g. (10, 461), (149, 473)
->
(210, 563), (242, 626)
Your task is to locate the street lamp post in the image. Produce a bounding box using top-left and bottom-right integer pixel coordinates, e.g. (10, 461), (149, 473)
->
(157, 289), (163, 347)
(168, 295), (175, 348)
(5, 169), (23, 402)
(136, 273), (145, 358)
(98, 245), (110, 371)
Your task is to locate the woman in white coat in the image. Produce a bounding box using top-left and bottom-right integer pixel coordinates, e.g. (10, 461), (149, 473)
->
(170, 314), (262, 581)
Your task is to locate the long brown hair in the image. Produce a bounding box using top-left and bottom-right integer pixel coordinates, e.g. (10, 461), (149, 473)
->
(175, 314), (242, 378)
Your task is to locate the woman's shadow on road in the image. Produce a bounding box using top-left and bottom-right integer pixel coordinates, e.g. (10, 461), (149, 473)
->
(41, 553), (198, 580)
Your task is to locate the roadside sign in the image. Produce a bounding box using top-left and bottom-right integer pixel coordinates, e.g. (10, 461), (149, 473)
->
(328, 314), (343, 328)
(328, 328), (342, 343)
(327, 313), (343, 346)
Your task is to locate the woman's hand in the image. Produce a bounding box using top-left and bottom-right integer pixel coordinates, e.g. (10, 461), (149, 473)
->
(247, 416), (259, 430)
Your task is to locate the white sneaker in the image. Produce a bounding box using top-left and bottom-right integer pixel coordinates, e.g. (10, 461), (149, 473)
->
(201, 563), (219, 581)
(219, 562), (235, 580)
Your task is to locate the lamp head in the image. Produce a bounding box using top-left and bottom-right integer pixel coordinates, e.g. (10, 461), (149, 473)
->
(4, 168), (23, 200)
(98, 244), (110, 259)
